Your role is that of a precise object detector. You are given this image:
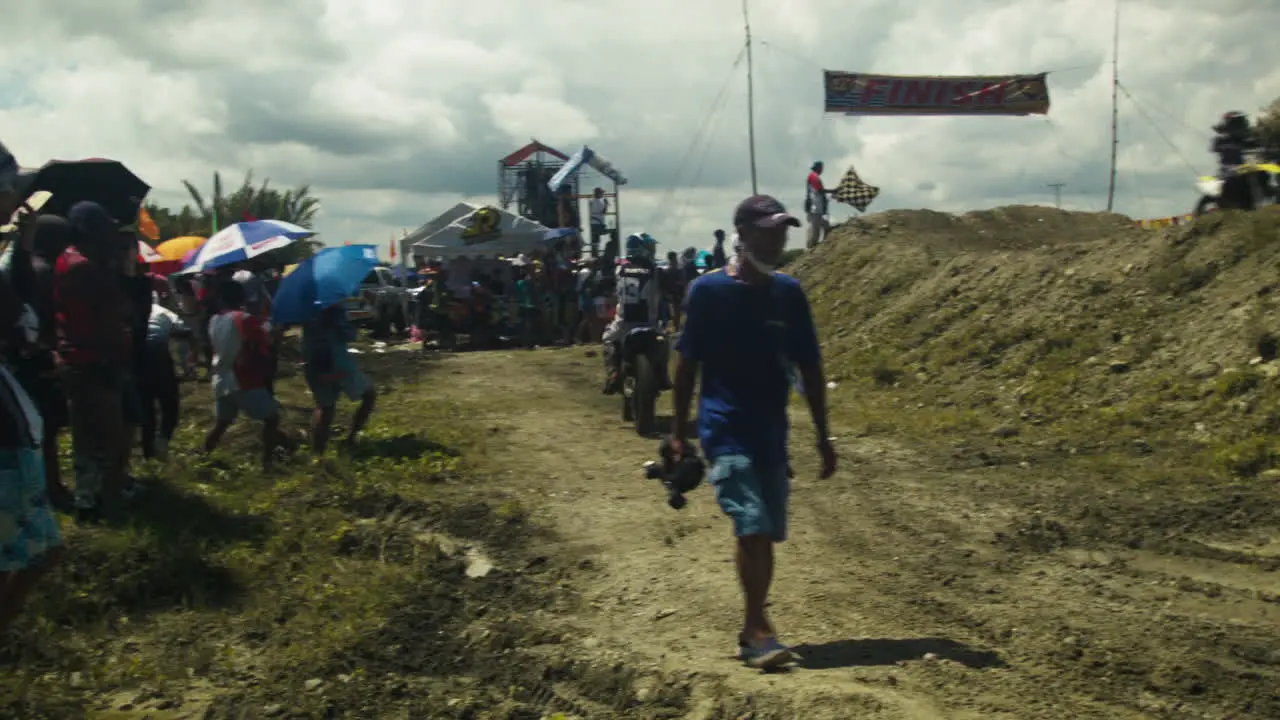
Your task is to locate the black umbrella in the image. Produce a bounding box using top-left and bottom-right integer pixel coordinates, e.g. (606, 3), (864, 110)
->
(23, 158), (150, 225)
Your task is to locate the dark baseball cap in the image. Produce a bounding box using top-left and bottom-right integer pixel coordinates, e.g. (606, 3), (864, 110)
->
(733, 194), (801, 229)
(67, 200), (123, 247)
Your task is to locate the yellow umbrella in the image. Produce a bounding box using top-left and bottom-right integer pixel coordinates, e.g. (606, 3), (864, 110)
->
(155, 235), (207, 261)
(283, 263), (299, 276)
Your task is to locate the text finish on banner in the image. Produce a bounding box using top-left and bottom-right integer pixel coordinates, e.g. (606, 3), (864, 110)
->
(823, 71), (1051, 116)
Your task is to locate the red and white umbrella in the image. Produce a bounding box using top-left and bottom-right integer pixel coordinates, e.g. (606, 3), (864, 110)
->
(137, 240), (164, 264)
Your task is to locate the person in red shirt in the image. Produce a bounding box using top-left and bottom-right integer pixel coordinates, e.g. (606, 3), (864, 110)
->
(804, 161), (835, 249)
(55, 201), (134, 522)
(233, 269), (279, 393)
(203, 280), (294, 468)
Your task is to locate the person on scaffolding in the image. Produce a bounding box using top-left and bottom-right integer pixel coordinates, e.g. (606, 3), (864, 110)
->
(601, 232), (669, 395)
(588, 187), (610, 259)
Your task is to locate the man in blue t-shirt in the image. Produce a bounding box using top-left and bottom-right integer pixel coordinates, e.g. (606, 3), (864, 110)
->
(671, 194), (836, 670)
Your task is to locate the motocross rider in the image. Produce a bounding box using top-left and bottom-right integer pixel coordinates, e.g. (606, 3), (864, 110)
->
(1212, 111), (1259, 177)
(602, 232), (669, 395)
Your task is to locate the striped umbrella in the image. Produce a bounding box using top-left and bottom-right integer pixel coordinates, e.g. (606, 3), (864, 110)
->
(183, 219), (314, 273)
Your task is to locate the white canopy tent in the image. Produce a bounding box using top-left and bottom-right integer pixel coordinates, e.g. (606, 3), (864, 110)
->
(400, 201), (477, 268)
(411, 205), (557, 261)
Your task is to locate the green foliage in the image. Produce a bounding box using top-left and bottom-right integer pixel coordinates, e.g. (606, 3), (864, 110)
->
(1211, 434), (1280, 477)
(146, 171), (322, 256)
(868, 352), (905, 387)
(0, 352), (563, 718)
(1214, 368), (1262, 398)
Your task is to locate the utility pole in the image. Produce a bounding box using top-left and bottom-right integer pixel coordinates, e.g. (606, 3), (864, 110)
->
(742, 0), (759, 195)
(1047, 182), (1066, 208)
(1105, 0), (1120, 212)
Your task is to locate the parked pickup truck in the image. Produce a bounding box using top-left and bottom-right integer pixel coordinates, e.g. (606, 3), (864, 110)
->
(344, 265), (410, 337)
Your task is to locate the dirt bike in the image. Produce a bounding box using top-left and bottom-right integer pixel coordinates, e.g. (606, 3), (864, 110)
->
(619, 327), (668, 436)
(1194, 162), (1280, 217)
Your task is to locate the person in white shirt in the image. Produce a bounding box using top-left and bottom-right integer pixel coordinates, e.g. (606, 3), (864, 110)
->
(588, 187), (609, 259)
(142, 296), (190, 460)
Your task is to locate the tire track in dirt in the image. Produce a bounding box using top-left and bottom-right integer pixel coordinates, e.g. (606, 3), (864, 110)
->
(430, 347), (1280, 719)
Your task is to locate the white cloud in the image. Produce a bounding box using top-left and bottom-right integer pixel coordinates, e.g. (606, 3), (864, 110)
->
(1, 0), (1276, 256)
(482, 93), (599, 147)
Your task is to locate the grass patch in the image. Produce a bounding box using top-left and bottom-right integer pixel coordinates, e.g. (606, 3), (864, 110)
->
(0, 349), (592, 719)
(797, 210), (1278, 565)
(1210, 435), (1280, 477)
(1214, 368), (1262, 398)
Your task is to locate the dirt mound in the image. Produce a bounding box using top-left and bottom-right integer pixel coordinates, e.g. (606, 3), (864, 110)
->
(792, 204), (1280, 521)
(832, 205), (1142, 253)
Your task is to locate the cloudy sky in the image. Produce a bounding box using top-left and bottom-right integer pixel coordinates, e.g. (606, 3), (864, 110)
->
(3, 0), (1276, 253)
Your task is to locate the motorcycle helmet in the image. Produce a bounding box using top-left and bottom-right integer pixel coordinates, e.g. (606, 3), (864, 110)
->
(625, 232), (656, 261)
(1215, 111), (1249, 135)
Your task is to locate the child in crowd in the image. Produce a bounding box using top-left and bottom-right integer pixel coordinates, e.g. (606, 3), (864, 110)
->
(302, 303), (376, 455)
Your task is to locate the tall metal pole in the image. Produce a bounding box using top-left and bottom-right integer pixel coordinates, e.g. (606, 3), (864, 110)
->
(1048, 182), (1066, 208)
(1105, 0), (1120, 212)
(742, 0), (759, 195)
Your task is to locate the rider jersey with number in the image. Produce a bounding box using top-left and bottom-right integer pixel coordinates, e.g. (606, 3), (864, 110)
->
(616, 263), (660, 325)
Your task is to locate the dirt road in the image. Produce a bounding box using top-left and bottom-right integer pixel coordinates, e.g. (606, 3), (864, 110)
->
(431, 346), (1279, 719)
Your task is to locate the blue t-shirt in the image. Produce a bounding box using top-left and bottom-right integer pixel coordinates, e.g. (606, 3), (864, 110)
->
(675, 269), (820, 468)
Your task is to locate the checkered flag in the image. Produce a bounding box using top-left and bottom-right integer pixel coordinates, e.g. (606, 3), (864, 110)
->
(832, 165), (879, 212)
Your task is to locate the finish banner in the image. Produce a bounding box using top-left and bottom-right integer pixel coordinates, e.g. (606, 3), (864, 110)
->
(823, 71), (1050, 116)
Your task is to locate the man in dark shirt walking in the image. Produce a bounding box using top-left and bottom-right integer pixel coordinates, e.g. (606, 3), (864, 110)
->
(671, 195), (837, 669)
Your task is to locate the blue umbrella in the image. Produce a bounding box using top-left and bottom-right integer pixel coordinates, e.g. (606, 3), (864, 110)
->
(271, 244), (379, 325)
(184, 219), (315, 273)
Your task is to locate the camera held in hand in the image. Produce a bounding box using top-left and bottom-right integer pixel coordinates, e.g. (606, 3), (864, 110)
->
(643, 437), (706, 510)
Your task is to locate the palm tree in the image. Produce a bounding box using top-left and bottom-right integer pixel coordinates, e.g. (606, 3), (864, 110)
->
(146, 172), (325, 263)
(144, 203), (208, 240)
(182, 171), (321, 230)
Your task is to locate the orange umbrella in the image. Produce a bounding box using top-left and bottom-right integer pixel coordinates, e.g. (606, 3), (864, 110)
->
(155, 235), (206, 261)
